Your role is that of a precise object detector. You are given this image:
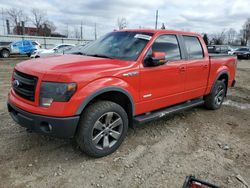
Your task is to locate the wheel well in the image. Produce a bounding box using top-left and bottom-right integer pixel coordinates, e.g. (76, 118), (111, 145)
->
(1, 48), (10, 52)
(85, 91), (134, 127)
(218, 73), (228, 86)
(217, 73), (229, 94)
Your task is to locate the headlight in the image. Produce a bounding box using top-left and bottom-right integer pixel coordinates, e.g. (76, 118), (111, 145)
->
(40, 82), (77, 107)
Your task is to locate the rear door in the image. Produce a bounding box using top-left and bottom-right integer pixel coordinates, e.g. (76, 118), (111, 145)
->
(182, 36), (210, 100)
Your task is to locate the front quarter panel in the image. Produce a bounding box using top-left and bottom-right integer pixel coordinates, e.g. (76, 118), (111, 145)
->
(73, 77), (140, 115)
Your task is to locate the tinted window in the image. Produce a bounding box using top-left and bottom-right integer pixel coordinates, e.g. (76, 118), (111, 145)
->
(183, 36), (204, 59)
(82, 32), (153, 61)
(151, 35), (181, 60)
(238, 48), (249, 51)
(23, 41), (31, 46)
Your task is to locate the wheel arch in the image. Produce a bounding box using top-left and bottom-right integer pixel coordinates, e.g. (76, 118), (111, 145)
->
(211, 70), (229, 95)
(76, 87), (135, 126)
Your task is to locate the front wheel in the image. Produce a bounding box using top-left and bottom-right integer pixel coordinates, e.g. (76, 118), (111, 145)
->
(204, 80), (226, 110)
(0, 49), (10, 58)
(76, 101), (128, 157)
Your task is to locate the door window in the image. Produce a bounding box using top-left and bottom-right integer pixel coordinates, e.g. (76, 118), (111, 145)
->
(151, 35), (181, 61)
(183, 36), (204, 59)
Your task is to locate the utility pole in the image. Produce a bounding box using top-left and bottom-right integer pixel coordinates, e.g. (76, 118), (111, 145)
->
(80, 21), (83, 40)
(66, 23), (69, 38)
(94, 23), (97, 40)
(2, 8), (5, 35)
(155, 10), (158, 30)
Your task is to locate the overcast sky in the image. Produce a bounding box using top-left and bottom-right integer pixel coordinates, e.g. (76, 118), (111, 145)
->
(1, 0), (250, 39)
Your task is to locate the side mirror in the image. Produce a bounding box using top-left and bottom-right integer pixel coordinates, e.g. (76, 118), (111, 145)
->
(145, 52), (167, 67)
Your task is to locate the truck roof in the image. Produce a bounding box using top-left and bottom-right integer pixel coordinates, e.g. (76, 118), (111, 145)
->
(118, 29), (201, 37)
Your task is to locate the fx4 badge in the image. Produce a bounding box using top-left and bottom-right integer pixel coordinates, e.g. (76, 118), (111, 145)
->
(122, 72), (139, 77)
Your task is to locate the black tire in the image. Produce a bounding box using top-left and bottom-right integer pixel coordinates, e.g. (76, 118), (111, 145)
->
(0, 49), (10, 58)
(27, 53), (31, 57)
(76, 101), (128, 157)
(204, 80), (226, 110)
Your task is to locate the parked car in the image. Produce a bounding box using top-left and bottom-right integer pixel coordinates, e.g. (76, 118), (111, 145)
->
(231, 47), (250, 59)
(0, 42), (11, 58)
(30, 44), (75, 58)
(64, 44), (87, 55)
(32, 41), (42, 49)
(207, 45), (233, 54)
(10, 40), (40, 57)
(8, 29), (237, 157)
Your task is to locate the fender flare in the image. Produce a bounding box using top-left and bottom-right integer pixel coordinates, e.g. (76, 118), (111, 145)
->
(75, 86), (135, 115)
(210, 70), (229, 94)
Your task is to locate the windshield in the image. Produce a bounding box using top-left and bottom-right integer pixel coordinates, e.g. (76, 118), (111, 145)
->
(81, 31), (153, 61)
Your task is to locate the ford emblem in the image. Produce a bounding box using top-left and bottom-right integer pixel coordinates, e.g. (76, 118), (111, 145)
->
(13, 80), (20, 88)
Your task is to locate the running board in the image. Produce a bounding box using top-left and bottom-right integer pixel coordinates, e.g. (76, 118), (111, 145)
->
(134, 98), (204, 125)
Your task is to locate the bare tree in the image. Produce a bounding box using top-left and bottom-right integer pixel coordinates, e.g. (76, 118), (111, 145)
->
(211, 30), (226, 45)
(117, 17), (127, 30)
(6, 8), (28, 28)
(242, 18), (250, 45)
(226, 28), (237, 44)
(74, 27), (80, 39)
(44, 20), (56, 32)
(31, 8), (47, 35)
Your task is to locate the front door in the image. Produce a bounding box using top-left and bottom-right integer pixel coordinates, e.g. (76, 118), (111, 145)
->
(138, 34), (186, 114)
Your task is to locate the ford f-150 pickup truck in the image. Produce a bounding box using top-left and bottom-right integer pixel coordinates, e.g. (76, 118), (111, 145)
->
(7, 29), (237, 157)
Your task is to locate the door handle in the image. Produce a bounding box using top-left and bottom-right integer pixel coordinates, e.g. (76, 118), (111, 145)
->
(203, 64), (208, 69)
(179, 66), (186, 72)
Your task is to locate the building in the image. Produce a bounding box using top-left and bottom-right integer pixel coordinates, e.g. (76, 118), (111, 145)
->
(13, 24), (52, 36)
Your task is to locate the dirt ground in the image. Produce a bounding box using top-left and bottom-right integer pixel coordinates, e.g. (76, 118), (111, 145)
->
(0, 57), (249, 188)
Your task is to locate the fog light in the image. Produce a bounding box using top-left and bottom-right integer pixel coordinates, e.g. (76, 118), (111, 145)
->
(40, 98), (53, 107)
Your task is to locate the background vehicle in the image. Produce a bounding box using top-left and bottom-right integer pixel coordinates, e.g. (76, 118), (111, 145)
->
(232, 47), (250, 59)
(207, 45), (233, 54)
(8, 29), (236, 157)
(32, 41), (42, 49)
(0, 42), (11, 58)
(64, 44), (86, 55)
(10, 40), (39, 57)
(31, 44), (75, 58)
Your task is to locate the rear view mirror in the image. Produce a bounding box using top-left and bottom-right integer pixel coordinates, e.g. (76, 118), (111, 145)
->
(145, 52), (167, 67)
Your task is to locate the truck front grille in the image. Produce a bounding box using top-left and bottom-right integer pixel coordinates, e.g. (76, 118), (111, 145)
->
(12, 70), (38, 101)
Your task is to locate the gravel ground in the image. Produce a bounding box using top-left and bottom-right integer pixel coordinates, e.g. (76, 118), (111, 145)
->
(0, 57), (249, 188)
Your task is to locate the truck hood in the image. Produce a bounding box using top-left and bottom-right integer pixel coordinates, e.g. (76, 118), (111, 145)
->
(15, 54), (133, 79)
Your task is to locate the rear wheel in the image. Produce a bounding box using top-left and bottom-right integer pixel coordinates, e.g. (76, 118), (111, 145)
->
(204, 80), (226, 110)
(76, 101), (128, 157)
(0, 49), (10, 58)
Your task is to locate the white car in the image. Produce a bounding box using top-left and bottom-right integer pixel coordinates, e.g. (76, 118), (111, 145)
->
(31, 44), (75, 58)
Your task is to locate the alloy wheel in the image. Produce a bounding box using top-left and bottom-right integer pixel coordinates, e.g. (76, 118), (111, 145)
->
(214, 85), (225, 105)
(91, 112), (123, 150)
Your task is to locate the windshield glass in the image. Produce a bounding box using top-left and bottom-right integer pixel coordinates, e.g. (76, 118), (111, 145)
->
(81, 31), (153, 61)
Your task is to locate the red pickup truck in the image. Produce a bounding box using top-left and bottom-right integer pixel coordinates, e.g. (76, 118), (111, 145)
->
(8, 29), (237, 157)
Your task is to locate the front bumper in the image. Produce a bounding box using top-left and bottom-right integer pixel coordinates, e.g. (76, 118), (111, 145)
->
(7, 102), (80, 138)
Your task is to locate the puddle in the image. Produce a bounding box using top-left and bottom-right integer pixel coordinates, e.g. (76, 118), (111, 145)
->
(223, 100), (250, 110)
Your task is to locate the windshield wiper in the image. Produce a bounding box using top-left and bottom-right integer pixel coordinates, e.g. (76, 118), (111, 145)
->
(88, 54), (114, 59)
